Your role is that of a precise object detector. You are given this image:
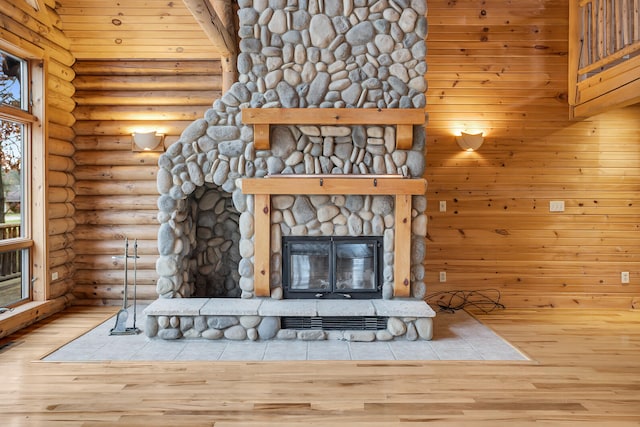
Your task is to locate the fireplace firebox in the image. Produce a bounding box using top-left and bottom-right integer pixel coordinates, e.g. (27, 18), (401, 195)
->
(282, 236), (383, 299)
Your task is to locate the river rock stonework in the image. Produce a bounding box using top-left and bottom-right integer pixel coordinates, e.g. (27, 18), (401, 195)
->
(149, 0), (430, 340)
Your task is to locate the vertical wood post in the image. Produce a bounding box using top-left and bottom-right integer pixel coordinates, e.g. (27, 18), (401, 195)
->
(393, 194), (412, 297)
(253, 194), (271, 297)
(221, 55), (237, 93)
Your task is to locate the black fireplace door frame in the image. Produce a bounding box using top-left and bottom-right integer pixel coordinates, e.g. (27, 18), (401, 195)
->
(282, 236), (383, 299)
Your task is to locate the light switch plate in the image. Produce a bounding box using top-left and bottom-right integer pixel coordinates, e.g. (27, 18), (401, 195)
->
(549, 201), (565, 212)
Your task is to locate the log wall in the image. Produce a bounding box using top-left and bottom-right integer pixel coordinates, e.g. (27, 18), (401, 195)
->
(425, 0), (640, 309)
(0, 0), (76, 336)
(71, 60), (221, 304)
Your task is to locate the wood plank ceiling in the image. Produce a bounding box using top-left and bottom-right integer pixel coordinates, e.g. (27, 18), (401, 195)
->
(55, 0), (223, 60)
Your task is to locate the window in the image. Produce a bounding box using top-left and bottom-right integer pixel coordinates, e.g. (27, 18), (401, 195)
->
(0, 46), (46, 308)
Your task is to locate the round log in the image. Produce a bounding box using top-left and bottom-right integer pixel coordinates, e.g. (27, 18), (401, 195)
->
(73, 120), (193, 137)
(74, 74), (221, 90)
(49, 233), (75, 252)
(49, 138), (75, 157)
(48, 90), (76, 113)
(50, 279), (74, 300)
(73, 60), (222, 76)
(74, 209), (159, 226)
(49, 170), (75, 187)
(73, 271), (159, 288)
(74, 165), (157, 181)
(73, 135), (131, 151)
(49, 154), (75, 172)
(72, 287), (158, 305)
(49, 202), (75, 219)
(48, 74), (75, 98)
(74, 150), (162, 167)
(72, 239), (158, 255)
(72, 105), (207, 122)
(48, 218), (76, 236)
(73, 195), (157, 210)
(75, 180), (159, 196)
(48, 187), (75, 203)
(73, 89), (220, 106)
(74, 135), (178, 151)
(48, 105), (76, 127)
(49, 248), (75, 268)
(48, 122), (75, 141)
(74, 254), (159, 270)
(49, 58), (76, 83)
(73, 224), (159, 240)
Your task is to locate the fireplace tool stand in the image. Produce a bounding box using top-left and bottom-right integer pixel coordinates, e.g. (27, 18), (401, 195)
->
(110, 237), (141, 335)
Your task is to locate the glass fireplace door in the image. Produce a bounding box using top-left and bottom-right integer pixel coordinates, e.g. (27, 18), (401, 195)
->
(288, 241), (331, 292)
(335, 242), (377, 292)
(283, 236), (382, 299)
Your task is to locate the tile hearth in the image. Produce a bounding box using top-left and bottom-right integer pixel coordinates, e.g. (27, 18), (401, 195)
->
(42, 307), (528, 362)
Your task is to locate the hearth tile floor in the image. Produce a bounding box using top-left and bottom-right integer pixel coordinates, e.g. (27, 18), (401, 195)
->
(41, 306), (528, 362)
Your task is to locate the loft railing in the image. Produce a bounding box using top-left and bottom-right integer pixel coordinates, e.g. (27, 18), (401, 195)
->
(569, 0), (640, 118)
(579, 0), (639, 73)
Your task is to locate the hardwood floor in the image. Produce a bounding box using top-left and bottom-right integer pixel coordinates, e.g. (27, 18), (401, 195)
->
(0, 306), (639, 426)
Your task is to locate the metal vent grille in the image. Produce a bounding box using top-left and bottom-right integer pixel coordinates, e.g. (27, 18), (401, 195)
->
(281, 316), (388, 331)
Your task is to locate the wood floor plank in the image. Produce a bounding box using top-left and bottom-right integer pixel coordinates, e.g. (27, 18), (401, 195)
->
(0, 306), (639, 425)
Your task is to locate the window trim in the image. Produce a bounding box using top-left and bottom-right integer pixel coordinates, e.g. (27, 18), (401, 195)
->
(0, 42), (48, 305)
(0, 105), (38, 123)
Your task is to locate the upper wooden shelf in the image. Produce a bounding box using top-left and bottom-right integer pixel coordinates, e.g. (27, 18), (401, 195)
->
(241, 176), (427, 196)
(241, 108), (425, 150)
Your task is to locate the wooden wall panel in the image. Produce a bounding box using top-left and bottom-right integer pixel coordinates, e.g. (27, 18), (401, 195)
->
(425, 0), (640, 309)
(54, 0), (222, 60)
(71, 59), (221, 304)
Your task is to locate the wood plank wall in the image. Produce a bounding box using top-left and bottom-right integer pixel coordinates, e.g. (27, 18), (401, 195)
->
(425, 0), (640, 309)
(0, 0), (76, 305)
(71, 60), (221, 304)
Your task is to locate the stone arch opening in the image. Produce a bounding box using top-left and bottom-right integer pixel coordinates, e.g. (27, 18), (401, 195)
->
(187, 183), (242, 298)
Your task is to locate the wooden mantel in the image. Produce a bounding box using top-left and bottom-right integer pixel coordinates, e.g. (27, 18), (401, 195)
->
(242, 176), (427, 298)
(242, 108), (425, 150)
(242, 175), (426, 195)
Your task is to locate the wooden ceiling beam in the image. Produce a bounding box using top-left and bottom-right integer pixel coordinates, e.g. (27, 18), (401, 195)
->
(182, 0), (237, 90)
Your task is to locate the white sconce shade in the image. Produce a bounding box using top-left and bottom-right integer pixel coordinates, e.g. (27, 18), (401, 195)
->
(456, 132), (484, 151)
(132, 131), (165, 152)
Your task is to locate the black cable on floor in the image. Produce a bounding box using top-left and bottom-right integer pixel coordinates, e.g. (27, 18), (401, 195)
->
(426, 289), (505, 314)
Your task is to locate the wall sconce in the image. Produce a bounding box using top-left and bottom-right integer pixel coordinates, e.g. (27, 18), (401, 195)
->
(132, 131), (165, 152)
(456, 131), (484, 151)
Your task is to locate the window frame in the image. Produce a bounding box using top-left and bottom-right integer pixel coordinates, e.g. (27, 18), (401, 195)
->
(0, 40), (48, 307)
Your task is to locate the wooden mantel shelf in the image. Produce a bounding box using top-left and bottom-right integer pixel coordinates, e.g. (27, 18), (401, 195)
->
(241, 108), (425, 150)
(241, 176), (427, 196)
(241, 176), (427, 299)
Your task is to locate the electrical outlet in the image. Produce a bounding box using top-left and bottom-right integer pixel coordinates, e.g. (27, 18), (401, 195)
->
(549, 201), (565, 212)
(51, 271), (59, 280)
(439, 271), (447, 282)
(439, 201), (446, 212)
(621, 272), (630, 284)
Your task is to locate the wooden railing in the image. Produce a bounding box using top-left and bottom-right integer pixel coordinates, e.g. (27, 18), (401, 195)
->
(0, 223), (22, 279)
(569, 0), (640, 118)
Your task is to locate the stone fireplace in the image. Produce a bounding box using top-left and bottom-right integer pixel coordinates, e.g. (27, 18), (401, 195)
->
(144, 0), (435, 341)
